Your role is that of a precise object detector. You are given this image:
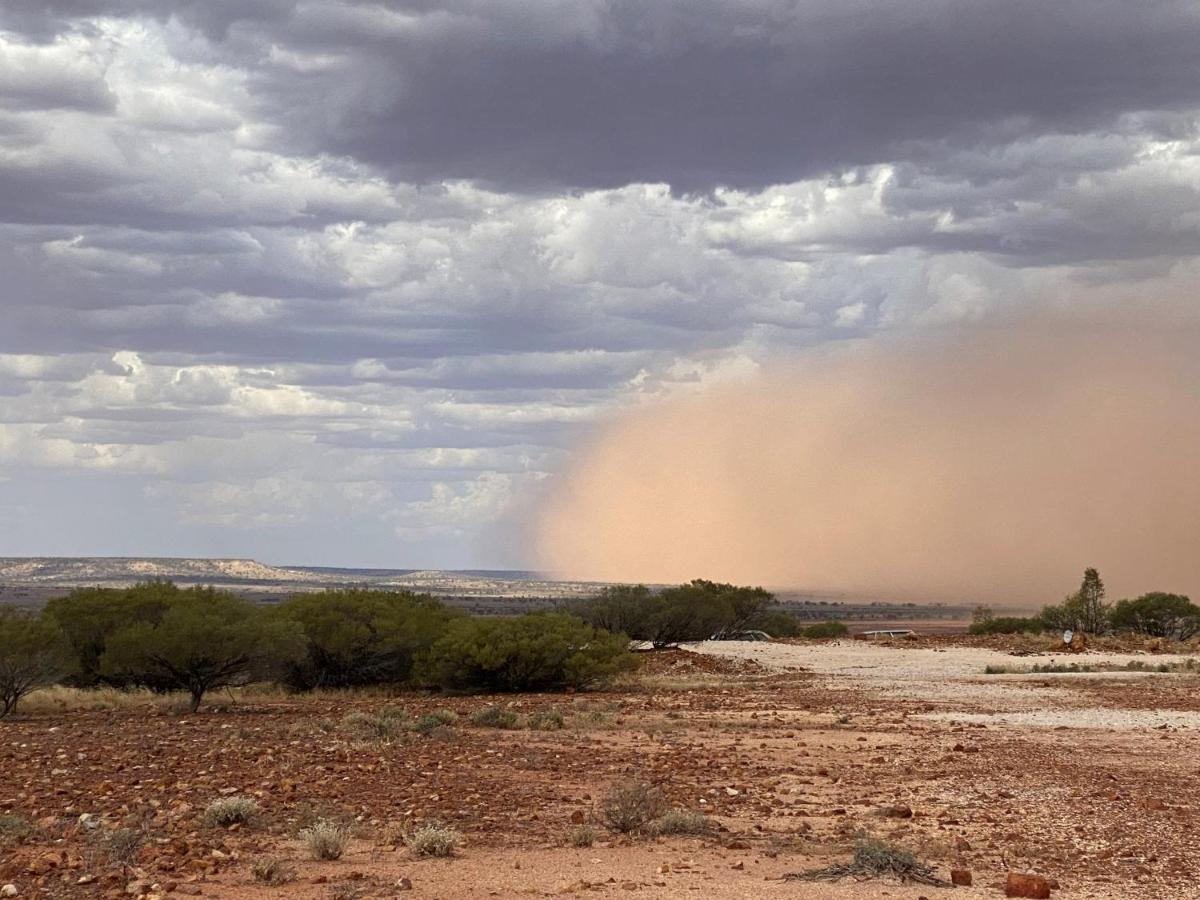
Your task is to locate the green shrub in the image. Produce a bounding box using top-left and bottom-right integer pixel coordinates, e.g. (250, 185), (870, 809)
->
(968, 616), (1045, 635)
(469, 705), (519, 729)
(802, 621), (849, 639)
(748, 610), (804, 638)
(1110, 592), (1200, 640)
(415, 613), (637, 692)
(527, 708), (565, 731)
(413, 710), (458, 734)
(272, 589), (461, 690)
(573, 580), (775, 647)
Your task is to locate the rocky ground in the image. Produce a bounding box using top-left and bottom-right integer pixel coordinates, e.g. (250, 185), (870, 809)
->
(1, 640), (1198, 899)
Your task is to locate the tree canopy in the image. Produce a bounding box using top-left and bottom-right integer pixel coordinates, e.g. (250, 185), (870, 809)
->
(100, 589), (305, 711)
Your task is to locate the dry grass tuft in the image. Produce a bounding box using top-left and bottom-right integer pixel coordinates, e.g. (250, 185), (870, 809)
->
(566, 823), (599, 848)
(406, 823), (461, 858)
(202, 795), (260, 828)
(300, 819), (350, 861)
(250, 856), (297, 885)
(468, 705), (519, 729)
(527, 708), (565, 730)
(653, 808), (717, 836)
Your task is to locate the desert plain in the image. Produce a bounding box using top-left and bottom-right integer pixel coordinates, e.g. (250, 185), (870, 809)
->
(2, 635), (1198, 900)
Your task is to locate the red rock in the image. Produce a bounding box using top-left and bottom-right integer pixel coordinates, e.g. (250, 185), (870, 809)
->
(950, 869), (972, 886)
(1006, 872), (1051, 898)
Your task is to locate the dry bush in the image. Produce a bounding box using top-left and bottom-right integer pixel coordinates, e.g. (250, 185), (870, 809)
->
(566, 823), (599, 848)
(406, 823), (461, 858)
(300, 819), (350, 861)
(251, 856), (297, 885)
(203, 795), (260, 828)
(0, 814), (32, 847)
(785, 835), (947, 886)
(653, 808), (716, 836)
(469, 705), (519, 729)
(104, 828), (144, 865)
(600, 780), (666, 834)
(527, 708), (565, 730)
(341, 711), (403, 741)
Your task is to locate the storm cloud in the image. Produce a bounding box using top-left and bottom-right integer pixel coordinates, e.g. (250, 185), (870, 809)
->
(1, 1), (1199, 572)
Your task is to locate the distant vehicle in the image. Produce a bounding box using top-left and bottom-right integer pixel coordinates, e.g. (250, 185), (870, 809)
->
(709, 630), (771, 641)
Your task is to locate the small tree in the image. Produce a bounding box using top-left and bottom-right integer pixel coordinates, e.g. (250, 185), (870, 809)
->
(0, 609), (73, 718)
(100, 591), (305, 711)
(1043, 567), (1109, 634)
(1074, 568), (1108, 634)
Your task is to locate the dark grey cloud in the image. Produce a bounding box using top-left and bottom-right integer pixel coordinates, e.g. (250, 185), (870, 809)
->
(1, 1), (1200, 566)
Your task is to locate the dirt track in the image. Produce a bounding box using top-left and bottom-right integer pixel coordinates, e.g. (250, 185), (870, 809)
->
(1, 641), (1197, 899)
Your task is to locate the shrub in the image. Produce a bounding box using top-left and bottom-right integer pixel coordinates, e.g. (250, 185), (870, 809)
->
(1110, 592), (1200, 640)
(406, 823), (461, 858)
(413, 710), (457, 734)
(469, 705), (519, 729)
(273, 589), (461, 690)
(969, 616), (1045, 635)
(801, 621), (849, 640)
(600, 780), (666, 834)
(786, 834), (945, 886)
(573, 580), (776, 647)
(104, 828), (144, 865)
(342, 711), (404, 741)
(749, 610), (804, 637)
(300, 819), (349, 860)
(653, 808), (716, 836)
(0, 814), (32, 846)
(203, 795), (260, 828)
(566, 823), (598, 847)
(527, 708), (565, 731)
(416, 613), (637, 692)
(0, 609), (73, 718)
(251, 856), (297, 885)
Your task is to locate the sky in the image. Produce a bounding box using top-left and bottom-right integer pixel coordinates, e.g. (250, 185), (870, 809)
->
(2, 1), (1200, 570)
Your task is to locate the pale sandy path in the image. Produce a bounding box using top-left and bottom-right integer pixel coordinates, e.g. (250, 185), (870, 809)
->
(689, 640), (1200, 728)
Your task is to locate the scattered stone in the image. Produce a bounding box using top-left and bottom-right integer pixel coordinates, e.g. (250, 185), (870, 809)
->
(0, 886), (17, 898)
(1005, 872), (1051, 898)
(950, 869), (972, 886)
(884, 804), (913, 819)
(395, 877), (413, 890)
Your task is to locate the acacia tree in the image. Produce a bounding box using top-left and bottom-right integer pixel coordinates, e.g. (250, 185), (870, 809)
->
(0, 609), (73, 718)
(101, 591), (305, 712)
